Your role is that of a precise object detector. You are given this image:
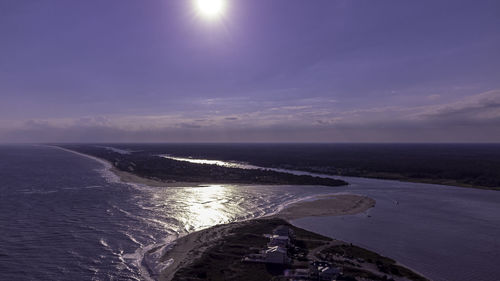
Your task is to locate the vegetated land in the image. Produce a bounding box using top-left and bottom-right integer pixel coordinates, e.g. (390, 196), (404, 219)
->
(95, 143), (500, 190)
(170, 218), (428, 281)
(57, 145), (347, 187)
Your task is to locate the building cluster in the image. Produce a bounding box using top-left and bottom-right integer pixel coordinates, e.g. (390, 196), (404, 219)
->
(285, 260), (342, 281)
(243, 225), (342, 281)
(242, 225), (292, 264)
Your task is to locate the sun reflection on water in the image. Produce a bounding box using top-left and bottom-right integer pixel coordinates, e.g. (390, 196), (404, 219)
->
(159, 155), (259, 169)
(135, 181), (334, 238)
(183, 184), (235, 230)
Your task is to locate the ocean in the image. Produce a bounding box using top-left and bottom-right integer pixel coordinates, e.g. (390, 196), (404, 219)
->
(1, 144), (500, 281)
(0, 145), (337, 280)
(292, 176), (500, 281)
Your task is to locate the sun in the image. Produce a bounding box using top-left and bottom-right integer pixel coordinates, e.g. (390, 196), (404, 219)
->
(194, 0), (226, 19)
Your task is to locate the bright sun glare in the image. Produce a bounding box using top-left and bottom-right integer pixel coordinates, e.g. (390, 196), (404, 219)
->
(195, 0), (226, 19)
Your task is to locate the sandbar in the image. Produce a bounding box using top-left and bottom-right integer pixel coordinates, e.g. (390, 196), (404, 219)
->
(158, 194), (376, 281)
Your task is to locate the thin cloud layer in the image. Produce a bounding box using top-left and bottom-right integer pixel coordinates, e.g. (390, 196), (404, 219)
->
(415, 90), (500, 123)
(2, 90), (499, 142)
(1, 1), (499, 142)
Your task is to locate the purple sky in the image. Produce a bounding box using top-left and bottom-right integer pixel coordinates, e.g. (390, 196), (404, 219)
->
(1, 0), (500, 142)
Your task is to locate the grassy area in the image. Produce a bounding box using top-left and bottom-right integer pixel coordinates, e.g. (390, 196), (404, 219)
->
(319, 245), (428, 281)
(361, 172), (500, 191)
(171, 218), (428, 281)
(172, 218), (296, 281)
(99, 143), (500, 190)
(58, 145), (348, 187)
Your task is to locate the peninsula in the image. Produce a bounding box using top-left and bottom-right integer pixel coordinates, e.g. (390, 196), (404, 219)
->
(157, 194), (428, 281)
(56, 145), (348, 187)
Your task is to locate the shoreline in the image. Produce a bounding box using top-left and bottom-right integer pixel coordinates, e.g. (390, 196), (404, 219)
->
(158, 194), (378, 281)
(47, 145), (205, 188)
(109, 167), (204, 188)
(41, 144), (498, 190)
(49, 145), (426, 280)
(275, 194), (376, 221)
(48, 144), (495, 191)
(277, 167), (499, 191)
(49, 145), (348, 188)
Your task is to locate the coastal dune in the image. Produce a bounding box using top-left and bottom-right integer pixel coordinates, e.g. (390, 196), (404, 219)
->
(157, 223), (235, 281)
(158, 194), (375, 281)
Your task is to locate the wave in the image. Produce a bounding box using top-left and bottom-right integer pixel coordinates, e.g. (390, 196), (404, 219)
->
(49, 146), (355, 281)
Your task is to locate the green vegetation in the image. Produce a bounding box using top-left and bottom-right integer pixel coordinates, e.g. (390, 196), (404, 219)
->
(58, 145), (348, 187)
(97, 143), (500, 190)
(170, 218), (428, 281)
(172, 218), (295, 281)
(319, 245), (428, 281)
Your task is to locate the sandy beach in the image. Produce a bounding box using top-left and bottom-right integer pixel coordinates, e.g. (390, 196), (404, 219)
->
(48, 145), (203, 188)
(109, 167), (201, 188)
(49, 146), (382, 280)
(158, 194), (375, 281)
(157, 223), (236, 281)
(276, 194), (376, 220)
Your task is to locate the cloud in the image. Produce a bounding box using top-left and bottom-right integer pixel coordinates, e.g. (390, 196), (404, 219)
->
(414, 90), (500, 123)
(176, 123), (202, 129)
(24, 119), (51, 129)
(1, 90), (500, 143)
(2, 119), (498, 143)
(74, 116), (111, 127)
(427, 94), (441, 101)
(271, 105), (312, 111)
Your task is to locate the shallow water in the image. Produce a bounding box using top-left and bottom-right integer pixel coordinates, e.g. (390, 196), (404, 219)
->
(0, 145), (339, 280)
(2, 146), (499, 281)
(148, 154), (500, 281)
(292, 176), (500, 281)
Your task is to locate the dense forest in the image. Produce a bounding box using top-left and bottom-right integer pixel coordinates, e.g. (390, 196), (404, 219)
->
(76, 143), (500, 190)
(58, 144), (347, 187)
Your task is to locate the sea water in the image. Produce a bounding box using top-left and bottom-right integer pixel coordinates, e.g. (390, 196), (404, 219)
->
(0, 145), (337, 280)
(2, 145), (500, 280)
(291, 176), (500, 281)
(152, 154), (500, 281)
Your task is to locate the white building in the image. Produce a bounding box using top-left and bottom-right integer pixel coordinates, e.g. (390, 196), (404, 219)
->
(268, 235), (289, 247)
(265, 246), (288, 264)
(319, 266), (341, 280)
(310, 261), (341, 280)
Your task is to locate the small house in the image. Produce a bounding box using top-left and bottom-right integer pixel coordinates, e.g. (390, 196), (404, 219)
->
(319, 266), (341, 280)
(268, 235), (289, 247)
(265, 246), (288, 264)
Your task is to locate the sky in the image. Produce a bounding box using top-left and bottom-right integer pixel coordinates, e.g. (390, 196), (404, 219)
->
(1, 0), (499, 142)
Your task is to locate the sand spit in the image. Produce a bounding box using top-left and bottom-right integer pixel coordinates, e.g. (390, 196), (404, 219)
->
(47, 145), (202, 188)
(276, 194), (375, 220)
(158, 194), (375, 281)
(109, 167), (201, 188)
(158, 223), (236, 281)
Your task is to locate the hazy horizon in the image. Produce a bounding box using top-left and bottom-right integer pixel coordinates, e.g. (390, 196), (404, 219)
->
(4, 141), (500, 144)
(2, 0), (499, 142)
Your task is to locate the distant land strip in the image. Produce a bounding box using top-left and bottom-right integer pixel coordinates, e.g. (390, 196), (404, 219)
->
(55, 144), (348, 187)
